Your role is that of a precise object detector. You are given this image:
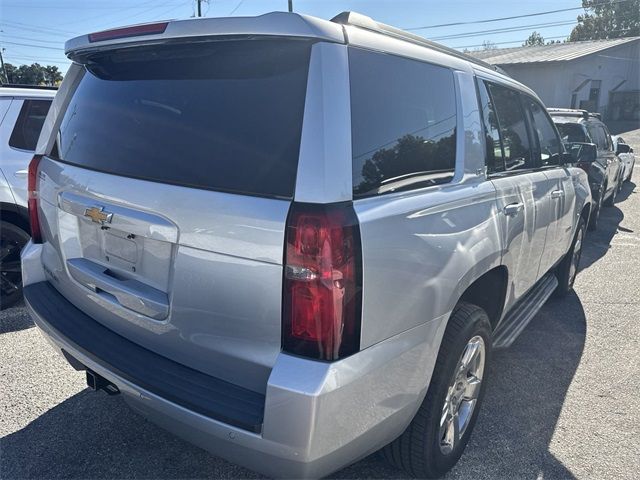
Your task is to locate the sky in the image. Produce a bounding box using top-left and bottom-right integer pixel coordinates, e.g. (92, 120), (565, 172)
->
(0, 0), (587, 74)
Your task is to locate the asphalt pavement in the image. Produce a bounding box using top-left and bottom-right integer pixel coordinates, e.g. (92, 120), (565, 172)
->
(2, 130), (639, 480)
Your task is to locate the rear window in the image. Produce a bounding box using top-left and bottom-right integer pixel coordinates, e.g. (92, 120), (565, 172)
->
(556, 123), (589, 143)
(9, 99), (52, 151)
(349, 48), (457, 198)
(51, 39), (313, 198)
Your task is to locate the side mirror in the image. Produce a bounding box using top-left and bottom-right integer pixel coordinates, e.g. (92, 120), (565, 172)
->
(564, 142), (597, 164)
(616, 143), (632, 155)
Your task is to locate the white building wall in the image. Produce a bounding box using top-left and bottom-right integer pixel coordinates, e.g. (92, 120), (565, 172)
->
(500, 40), (640, 118)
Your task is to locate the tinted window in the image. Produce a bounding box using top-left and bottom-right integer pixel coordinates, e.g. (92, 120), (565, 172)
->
(556, 123), (590, 143)
(486, 83), (534, 171)
(9, 99), (52, 151)
(349, 48), (456, 197)
(524, 98), (562, 166)
(477, 81), (504, 174)
(52, 39), (312, 198)
(587, 124), (610, 151)
(600, 125), (613, 150)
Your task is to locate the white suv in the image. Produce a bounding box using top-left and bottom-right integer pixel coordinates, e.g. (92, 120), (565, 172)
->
(21, 11), (591, 478)
(1, 85), (55, 308)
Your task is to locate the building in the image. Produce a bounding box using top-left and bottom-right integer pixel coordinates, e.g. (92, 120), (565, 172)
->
(473, 37), (640, 122)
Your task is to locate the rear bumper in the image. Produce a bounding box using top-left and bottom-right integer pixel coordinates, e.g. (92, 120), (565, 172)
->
(22, 241), (446, 478)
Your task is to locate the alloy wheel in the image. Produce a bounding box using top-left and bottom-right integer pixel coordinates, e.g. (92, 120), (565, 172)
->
(439, 335), (485, 455)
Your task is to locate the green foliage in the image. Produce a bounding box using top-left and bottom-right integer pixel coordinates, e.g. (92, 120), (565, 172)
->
(570, 0), (640, 41)
(3, 63), (63, 86)
(523, 31), (546, 46)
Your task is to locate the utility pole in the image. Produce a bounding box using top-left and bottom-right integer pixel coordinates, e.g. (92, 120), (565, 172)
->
(288, 0), (293, 12)
(0, 48), (8, 84)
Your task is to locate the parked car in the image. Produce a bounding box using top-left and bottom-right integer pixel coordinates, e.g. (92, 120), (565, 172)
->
(548, 108), (622, 230)
(0, 84), (55, 309)
(612, 135), (635, 182)
(21, 11), (592, 479)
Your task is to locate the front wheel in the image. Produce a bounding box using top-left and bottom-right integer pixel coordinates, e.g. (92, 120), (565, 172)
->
(588, 186), (603, 231)
(555, 218), (586, 297)
(382, 303), (492, 478)
(603, 181), (616, 207)
(1, 221), (30, 309)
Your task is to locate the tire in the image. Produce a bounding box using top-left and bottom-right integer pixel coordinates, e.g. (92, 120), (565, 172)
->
(555, 217), (586, 298)
(382, 302), (492, 478)
(588, 186), (603, 231)
(0, 221), (30, 310)
(603, 181), (616, 207)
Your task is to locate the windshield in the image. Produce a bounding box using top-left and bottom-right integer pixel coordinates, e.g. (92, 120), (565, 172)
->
(51, 38), (313, 198)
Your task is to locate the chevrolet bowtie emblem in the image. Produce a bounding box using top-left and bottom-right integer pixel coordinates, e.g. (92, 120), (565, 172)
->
(84, 206), (113, 225)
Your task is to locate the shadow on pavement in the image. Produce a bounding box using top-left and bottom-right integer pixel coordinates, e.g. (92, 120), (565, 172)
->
(1, 293), (587, 480)
(580, 180), (635, 271)
(0, 303), (34, 334)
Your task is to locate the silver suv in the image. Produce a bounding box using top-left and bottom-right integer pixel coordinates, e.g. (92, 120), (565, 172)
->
(0, 85), (54, 308)
(22, 11), (591, 478)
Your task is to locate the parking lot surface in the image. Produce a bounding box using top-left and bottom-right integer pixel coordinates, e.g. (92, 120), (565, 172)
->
(2, 129), (639, 480)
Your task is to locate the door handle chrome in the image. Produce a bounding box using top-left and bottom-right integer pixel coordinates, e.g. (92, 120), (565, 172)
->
(14, 169), (28, 178)
(551, 190), (564, 199)
(503, 202), (524, 216)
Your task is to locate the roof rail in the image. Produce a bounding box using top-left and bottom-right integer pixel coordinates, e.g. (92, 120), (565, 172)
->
(1, 83), (58, 90)
(330, 11), (504, 73)
(547, 107), (601, 120)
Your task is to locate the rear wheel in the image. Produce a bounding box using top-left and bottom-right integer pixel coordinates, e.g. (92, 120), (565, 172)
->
(382, 302), (492, 478)
(555, 218), (586, 297)
(0, 221), (30, 309)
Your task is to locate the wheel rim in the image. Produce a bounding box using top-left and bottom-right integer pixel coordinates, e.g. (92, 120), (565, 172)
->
(569, 227), (584, 287)
(0, 228), (29, 299)
(439, 335), (485, 455)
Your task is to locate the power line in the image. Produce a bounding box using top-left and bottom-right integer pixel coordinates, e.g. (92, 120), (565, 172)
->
(229, 0), (246, 15)
(451, 28), (635, 50)
(0, 41), (64, 52)
(404, 0), (633, 31)
(430, 20), (578, 41)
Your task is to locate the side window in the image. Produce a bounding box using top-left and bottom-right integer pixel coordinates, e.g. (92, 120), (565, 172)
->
(599, 125), (612, 151)
(477, 80), (505, 174)
(587, 124), (607, 151)
(349, 48), (457, 197)
(486, 83), (534, 171)
(9, 99), (52, 151)
(523, 97), (562, 166)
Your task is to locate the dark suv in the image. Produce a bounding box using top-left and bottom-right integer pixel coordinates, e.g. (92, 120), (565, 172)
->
(548, 108), (622, 230)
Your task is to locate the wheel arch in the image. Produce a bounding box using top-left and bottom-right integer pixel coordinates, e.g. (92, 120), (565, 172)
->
(0, 202), (30, 234)
(457, 266), (508, 330)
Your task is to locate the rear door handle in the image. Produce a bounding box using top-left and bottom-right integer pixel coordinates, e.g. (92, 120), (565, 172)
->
(551, 190), (564, 199)
(503, 202), (524, 216)
(14, 169), (28, 178)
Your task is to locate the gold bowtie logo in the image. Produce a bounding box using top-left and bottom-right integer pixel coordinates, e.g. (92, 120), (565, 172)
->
(84, 206), (113, 225)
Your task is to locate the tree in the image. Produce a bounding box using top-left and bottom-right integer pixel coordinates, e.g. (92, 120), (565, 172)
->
(569, 0), (640, 41)
(523, 31), (546, 46)
(3, 62), (63, 86)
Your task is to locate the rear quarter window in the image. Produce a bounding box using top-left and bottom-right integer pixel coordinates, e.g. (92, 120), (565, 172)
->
(349, 48), (457, 198)
(9, 99), (52, 151)
(50, 38), (313, 198)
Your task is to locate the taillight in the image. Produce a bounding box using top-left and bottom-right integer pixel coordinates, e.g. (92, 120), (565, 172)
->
(283, 203), (362, 361)
(28, 155), (43, 244)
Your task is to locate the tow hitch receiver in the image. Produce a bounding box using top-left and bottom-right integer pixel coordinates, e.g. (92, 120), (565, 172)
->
(86, 370), (120, 395)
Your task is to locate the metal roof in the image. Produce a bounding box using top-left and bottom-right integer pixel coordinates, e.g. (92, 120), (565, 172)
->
(471, 36), (640, 65)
